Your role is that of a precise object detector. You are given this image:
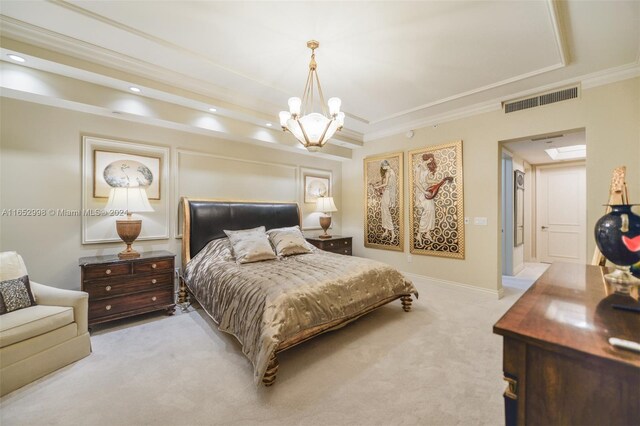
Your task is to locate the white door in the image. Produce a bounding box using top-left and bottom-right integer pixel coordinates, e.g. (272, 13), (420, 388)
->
(536, 163), (586, 264)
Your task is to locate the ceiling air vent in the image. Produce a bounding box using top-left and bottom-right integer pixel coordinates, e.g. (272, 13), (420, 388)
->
(504, 86), (579, 114)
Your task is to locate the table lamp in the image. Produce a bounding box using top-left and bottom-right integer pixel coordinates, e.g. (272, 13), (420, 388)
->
(104, 187), (154, 259)
(316, 196), (337, 239)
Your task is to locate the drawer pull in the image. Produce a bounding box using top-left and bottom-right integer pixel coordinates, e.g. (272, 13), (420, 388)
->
(105, 285), (112, 292)
(152, 279), (157, 284)
(105, 304), (112, 311)
(344, 241), (348, 245)
(105, 269), (112, 275)
(330, 243), (334, 247)
(151, 263), (157, 269)
(152, 296), (157, 302)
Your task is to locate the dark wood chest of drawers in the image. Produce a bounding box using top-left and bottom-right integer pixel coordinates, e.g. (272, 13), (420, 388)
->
(79, 251), (176, 326)
(493, 263), (640, 425)
(306, 236), (352, 255)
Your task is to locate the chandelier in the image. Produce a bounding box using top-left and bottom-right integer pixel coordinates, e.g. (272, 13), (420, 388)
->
(279, 40), (344, 152)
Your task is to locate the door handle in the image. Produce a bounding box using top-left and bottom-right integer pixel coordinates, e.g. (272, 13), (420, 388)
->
(541, 226), (549, 230)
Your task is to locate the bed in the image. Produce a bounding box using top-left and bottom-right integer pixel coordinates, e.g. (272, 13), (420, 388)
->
(179, 198), (418, 386)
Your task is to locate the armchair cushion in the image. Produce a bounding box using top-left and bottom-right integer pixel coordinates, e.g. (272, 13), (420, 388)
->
(0, 275), (36, 314)
(30, 282), (89, 335)
(0, 305), (74, 348)
(0, 251), (28, 281)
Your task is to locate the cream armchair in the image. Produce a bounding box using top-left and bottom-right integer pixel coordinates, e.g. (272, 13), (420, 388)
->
(0, 251), (91, 396)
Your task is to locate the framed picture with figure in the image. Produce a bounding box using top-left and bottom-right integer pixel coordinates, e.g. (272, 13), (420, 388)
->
(408, 140), (464, 259)
(363, 151), (404, 252)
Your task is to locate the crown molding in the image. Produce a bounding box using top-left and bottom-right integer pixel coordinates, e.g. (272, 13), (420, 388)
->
(365, 60), (640, 142)
(547, 0), (570, 66)
(369, 62), (565, 125)
(581, 60), (640, 90)
(0, 63), (354, 161)
(364, 101), (501, 142)
(0, 18), (366, 146)
(49, 0), (287, 96)
(369, 0), (569, 125)
(0, 17), (281, 115)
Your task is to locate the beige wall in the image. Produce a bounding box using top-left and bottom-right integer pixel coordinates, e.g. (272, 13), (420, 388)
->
(0, 98), (343, 290)
(342, 77), (640, 294)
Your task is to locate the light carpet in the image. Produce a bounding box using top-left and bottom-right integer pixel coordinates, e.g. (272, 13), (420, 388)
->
(0, 278), (523, 426)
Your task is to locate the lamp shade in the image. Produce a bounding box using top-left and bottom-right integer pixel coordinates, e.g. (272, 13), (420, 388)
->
(316, 196), (337, 213)
(104, 187), (154, 214)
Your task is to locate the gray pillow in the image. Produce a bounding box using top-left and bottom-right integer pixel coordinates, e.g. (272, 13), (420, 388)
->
(223, 226), (277, 264)
(267, 225), (312, 257)
(0, 275), (36, 314)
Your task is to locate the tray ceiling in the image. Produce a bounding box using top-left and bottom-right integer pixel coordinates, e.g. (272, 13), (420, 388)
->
(1, 0), (638, 155)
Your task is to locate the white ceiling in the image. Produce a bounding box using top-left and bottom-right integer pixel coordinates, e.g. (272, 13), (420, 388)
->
(503, 130), (586, 165)
(0, 0), (639, 155)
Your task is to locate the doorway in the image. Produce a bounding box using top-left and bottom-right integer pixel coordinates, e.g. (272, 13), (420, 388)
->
(500, 129), (587, 284)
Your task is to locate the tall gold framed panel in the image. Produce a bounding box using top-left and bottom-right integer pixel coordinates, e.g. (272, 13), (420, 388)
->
(363, 151), (404, 252)
(409, 141), (464, 259)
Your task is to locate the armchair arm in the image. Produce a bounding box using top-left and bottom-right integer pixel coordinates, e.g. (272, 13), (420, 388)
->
(30, 282), (89, 335)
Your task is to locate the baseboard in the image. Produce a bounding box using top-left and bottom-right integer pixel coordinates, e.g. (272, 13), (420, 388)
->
(401, 271), (502, 299)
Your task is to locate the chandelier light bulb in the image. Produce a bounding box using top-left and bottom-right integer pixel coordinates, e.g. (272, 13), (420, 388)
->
(288, 97), (302, 116)
(327, 98), (341, 116)
(279, 111), (292, 127)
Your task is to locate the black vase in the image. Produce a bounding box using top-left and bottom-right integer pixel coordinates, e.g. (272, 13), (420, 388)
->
(594, 204), (640, 266)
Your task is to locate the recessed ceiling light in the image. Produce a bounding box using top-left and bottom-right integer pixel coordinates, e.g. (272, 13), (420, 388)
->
(266, 123), (272, 127)
(545, 144), (586, 161)
(129, 87), (141, 93)
(8, 54), (26, 63)
(208, 107), (217, 112)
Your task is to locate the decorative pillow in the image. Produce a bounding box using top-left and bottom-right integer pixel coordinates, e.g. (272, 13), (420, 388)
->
(267, 225), (312, 257)
(223, 226), (277, 264)
(0, 275), (36, 314)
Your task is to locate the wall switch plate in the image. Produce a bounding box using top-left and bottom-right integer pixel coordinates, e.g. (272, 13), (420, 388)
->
(407, 255), (412, 263)
(474, 217), (488, 226)
(464, 217), (470, 225)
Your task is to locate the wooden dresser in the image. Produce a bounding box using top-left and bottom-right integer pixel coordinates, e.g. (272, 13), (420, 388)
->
(493, 263), (640, 425)
(79, 250), (176, 326)
(306, 236), (352, 255)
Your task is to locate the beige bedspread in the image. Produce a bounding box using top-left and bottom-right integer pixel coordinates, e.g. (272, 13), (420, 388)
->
(184, 238), (418, 384)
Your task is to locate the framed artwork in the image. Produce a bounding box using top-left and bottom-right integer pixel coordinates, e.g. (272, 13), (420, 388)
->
(94, 150), (161, 200)
(514, 170), (525, 247)
(304, 174), (330, 204)
(364, 151), (404, 251)
(300, 168), (332, 230)
(82, 136), (170, 244)
(408, 140), (464, 258)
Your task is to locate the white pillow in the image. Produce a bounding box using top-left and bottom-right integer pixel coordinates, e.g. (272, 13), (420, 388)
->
(223, 226), (277, 264)
(267, 225), (312, 257)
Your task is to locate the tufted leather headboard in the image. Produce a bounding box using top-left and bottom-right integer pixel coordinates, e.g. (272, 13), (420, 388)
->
(181, 198), (300, 268)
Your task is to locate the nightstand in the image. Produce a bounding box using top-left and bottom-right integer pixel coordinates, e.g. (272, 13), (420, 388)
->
(306, 236), (352, 255)
(79, 250), (176, 326)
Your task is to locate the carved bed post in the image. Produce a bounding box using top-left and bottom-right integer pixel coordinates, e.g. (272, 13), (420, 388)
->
(401, 295), (412, 312)
(178, 278), (188, 305)
(262, 353), (279, 386)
